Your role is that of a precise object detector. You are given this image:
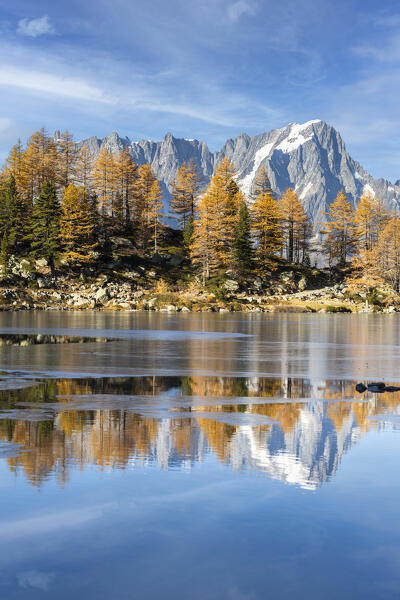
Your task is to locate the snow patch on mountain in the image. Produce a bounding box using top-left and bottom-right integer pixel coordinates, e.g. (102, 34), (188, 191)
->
(364, 184), (376, 197)
(240, 142), (274, 197)
(276, 121), (317, 154)
(299, 181), (313, 200)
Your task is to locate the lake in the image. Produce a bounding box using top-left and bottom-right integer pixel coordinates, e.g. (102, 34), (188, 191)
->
(0, 311), (400, 599)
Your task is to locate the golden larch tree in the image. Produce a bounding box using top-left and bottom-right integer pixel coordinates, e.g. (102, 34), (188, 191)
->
(191, 158), (239, 276)
(21, 129), (59, 199)
(250, 165), (274, 201)
(59, 184), (98, 266)
(251, 191), (282, 272)
(76, 145), (93, 193)
(134, 164), (164, 252)
(170, 158), (202, 228)
(321, 190), (357, 267)
(279, 188), (311, 263)
(354, 193), (377, 252)
(114, 148), (137, 228)
(57, 130), (77, 189)
(91, 148), (116, 216)
(4, 140), (27, 194)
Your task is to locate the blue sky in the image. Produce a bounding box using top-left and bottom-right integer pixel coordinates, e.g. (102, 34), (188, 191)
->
(0, 0), (399, 180)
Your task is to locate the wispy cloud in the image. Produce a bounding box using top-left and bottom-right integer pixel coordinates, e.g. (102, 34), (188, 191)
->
(17, 15), (55, 38)
(0, 66), (112, 104)
(227, 1), (257, 22)
(18, 570), (54, 591)
(375, 13), (400, 27)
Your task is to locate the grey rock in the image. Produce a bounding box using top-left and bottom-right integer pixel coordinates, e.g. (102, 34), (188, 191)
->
(35, 258), (48, 268)
(298, 276), (307, 292)
(165, 305), (177, 311)
(168, 254), (185, 267)
(280, 271), (294, 282)
(224, 279), (239, 292)
(151, 253), (163, 265)
(94, 288), (109, 304)
(109, 237), (133, 248)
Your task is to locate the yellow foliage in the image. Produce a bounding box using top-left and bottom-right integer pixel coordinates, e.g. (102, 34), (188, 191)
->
(251, 191), (282, 272)
(59, 184), (98, 266)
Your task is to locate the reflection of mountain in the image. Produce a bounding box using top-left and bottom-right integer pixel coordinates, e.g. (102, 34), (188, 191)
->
(1, 376), (400, 489)
(223, 405), (358, 489)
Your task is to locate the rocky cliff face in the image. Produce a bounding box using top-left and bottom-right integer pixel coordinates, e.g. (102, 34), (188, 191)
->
(77, 120), (400, 226)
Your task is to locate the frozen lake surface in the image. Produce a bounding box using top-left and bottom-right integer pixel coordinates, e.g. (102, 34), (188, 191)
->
(0, 311), (400, 599)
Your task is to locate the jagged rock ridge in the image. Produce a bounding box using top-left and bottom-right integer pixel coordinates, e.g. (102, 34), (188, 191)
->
(76, 120), (400, 226)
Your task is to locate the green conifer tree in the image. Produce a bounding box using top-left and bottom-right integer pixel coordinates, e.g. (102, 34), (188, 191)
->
(234, 200), (253, 274)
(29, 181), (61, 275)
(0, 233), (9, 278)
(0, 175), (27, 252)
(183, 214), (194, 252)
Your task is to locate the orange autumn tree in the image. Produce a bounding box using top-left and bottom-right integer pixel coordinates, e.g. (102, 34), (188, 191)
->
(279, 188), (311, 263)
(321, 190), (357, 267)
(59, 184), (98, 266)
(191, 158), (239, 281)
(134, 164), (164, 253)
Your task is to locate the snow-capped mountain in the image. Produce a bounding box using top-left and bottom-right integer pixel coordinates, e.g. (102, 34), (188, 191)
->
(76, 120), (400, 226)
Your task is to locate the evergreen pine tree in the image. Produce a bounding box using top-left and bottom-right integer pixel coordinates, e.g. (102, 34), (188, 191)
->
(29, 181), (61, 274)
(183, 215), (194, 252)
(0, 175), (27, 252)
(0, 233), (9, 278)
(234, 200), (253, 274)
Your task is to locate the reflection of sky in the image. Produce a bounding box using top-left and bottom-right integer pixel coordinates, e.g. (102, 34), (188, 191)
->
(1, 432), (400, 600)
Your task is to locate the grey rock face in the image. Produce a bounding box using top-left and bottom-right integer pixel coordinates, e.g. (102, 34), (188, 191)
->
(76, 120), (400, 228)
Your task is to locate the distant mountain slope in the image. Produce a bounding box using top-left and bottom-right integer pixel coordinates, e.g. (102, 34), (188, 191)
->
(76, 120), (400, 226)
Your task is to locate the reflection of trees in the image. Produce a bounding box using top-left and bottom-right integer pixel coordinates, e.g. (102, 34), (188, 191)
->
(1, 375), (400, 487)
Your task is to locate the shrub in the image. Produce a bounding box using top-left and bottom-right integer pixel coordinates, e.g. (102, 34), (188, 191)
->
(368, 288), (387, 307)
(325, 305), (351, 313)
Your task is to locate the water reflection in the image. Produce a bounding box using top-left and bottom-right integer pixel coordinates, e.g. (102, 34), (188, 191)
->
(0, 334), (110, 346)
(1, 375), (399, 489)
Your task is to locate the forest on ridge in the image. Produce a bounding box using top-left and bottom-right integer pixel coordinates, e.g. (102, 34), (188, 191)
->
(1, 128), (400, 297)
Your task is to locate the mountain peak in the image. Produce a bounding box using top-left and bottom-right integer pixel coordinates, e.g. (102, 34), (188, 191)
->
(78, 120), (400, 226)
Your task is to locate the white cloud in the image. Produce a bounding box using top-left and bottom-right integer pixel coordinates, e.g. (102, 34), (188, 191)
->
(227, 1), (257, 22)
(17, 15), (55, 38)
(0, 66), (113, 104)
(375, 13), (400, 27)
(18, 570), (54, 591)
